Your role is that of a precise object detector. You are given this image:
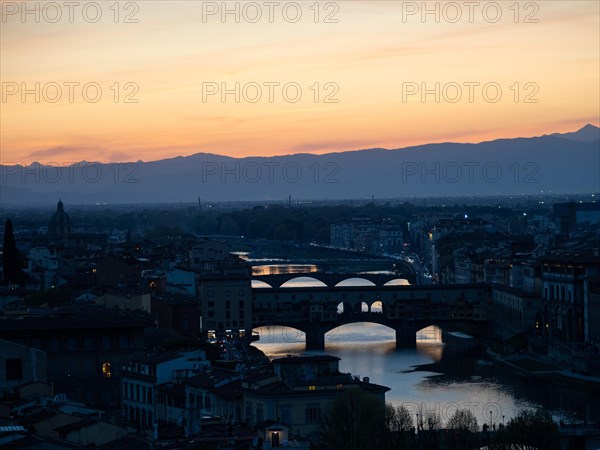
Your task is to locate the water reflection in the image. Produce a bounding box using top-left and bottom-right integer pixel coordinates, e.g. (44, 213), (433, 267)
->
(252, 324), (598, 424)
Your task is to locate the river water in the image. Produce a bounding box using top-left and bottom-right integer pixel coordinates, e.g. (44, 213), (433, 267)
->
(252, 324), (599, 427)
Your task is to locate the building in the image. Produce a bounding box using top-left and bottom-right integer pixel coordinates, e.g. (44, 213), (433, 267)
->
(330, 218), (404, 253)
(585, 275), (600, 350)
(490, 285), (540, 337)
(540, 253), (600, 342)
(121, 351), (207, 432)
(0, 307), (153, 408)
(182, 366), (242, 434)
(95, 289), (151, 313)
(554, 202), (600, 234)
(242, 356), (390, 439)
(189, 239), (232, 269)
(48, 200), (71, 240)
(0, 339), (47, 394)
(151, 294), (200, 338)
(197, 255), (253, 340)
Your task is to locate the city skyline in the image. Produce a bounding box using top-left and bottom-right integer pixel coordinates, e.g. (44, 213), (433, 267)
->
(1, 1), (599, 164)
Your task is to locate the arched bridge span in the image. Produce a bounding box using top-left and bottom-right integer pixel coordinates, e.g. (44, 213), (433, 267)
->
(252, 284), (490, 349)
(252, 272), (416, 288)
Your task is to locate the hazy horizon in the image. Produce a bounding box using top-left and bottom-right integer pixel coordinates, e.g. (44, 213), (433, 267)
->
(1, 122), (598, 166)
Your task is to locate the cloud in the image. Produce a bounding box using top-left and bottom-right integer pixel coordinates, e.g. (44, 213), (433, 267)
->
(25, 146), (98, 162)
(291, 139), (375, 153)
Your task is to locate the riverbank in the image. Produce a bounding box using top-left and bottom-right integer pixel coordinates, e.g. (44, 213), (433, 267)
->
(493, 353), (600, 393)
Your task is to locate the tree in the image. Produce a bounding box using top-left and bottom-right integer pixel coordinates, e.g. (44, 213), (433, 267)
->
(489, 409), (560, 450)
(414, 404), (441, 450)
(2, 219), (26, 287)
(446, 409), (479, 450)
(504, 409), (560, 450)
(321, 390), (387, 450)
(446, 408), (479, 432)
(385, 404), (415, 449)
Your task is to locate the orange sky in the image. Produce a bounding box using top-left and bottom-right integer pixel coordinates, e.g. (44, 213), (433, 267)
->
(1, 0), (599, 164)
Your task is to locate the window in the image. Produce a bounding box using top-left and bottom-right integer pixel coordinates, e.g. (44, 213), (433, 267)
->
(49, 337), (59, 351)
(84, 336), (94, 350)
(205, 394), (211, 410)
(124, 382), (129, 399)
(101, 336), (111, 350)
(208, 290), (214, 297)
(102, 390), (112, 406)
(238, 290), (244, 296)
(256, 404), (264, 422)
(225, 290), (231, 297)
(84, 361), (95, 376)
(5, 358), (23, 380)
(67, 338), (76, 351)
(119, 335), (129, 349)
(280, 405), (292, 424)
(102, 362), (112, 378)
(306, 407), (321, 423)
(207, 301), (215, 308)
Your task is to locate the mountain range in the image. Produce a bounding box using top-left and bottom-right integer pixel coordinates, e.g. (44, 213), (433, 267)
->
(1, 124), (599, 204)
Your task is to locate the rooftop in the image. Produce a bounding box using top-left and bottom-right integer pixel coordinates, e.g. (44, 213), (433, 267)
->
(272, 355), (340, 365)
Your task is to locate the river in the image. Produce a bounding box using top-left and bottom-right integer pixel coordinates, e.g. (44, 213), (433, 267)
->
(252, 323), (599, 427)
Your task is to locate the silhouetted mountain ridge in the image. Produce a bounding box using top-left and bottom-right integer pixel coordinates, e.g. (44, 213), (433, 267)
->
(1, 125), (598, 204)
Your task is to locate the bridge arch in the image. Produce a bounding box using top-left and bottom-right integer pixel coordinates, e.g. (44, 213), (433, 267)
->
(251, 280), (273, 288)
(336, 301), (352, 314)
(383, 278), (411, 286)
(325, 321), (397, 338)
(335, 277), (376, 287)
(370, 300), (383, 313)
(280, 276), (328, 288)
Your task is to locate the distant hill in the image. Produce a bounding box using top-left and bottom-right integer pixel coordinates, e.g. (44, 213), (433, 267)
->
(1, 125), (598, 204)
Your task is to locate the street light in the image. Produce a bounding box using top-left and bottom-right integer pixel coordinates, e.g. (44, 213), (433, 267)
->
(490, 411), (493, 429)
(502, 415), (505, 425)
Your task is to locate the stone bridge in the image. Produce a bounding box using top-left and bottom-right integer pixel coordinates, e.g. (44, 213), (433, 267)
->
(252, 272), (417, 288)
(251, 282), (490, 349)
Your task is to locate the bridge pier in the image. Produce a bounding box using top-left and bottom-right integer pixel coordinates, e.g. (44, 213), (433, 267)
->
(305, 326), (325, 350)
(395, 326), (417, 348)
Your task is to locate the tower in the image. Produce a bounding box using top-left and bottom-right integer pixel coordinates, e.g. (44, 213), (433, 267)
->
(48, 199), (72, 239)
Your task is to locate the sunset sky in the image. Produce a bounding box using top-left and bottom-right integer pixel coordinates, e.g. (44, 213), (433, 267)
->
(1, 0), (599, 164)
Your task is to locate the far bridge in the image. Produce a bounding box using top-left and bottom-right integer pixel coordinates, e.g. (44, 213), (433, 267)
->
(252, 271), (417, 288)
(252, 279), (490, 350)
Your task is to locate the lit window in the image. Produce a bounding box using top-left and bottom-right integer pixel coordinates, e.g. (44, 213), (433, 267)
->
(308, 385), (316, 391)
(102, 362), (112, 378)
